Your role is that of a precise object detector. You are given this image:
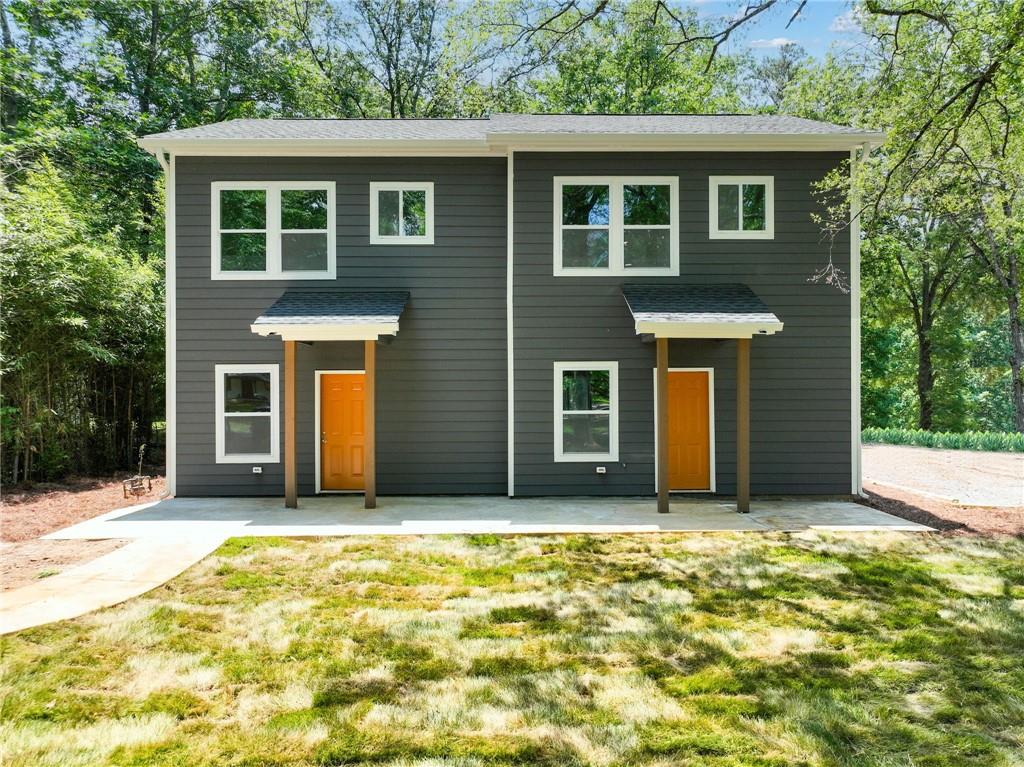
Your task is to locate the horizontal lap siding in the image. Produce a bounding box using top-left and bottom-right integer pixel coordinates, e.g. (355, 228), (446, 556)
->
(175, 156), (507, 496)
(513, 152), (851, 496)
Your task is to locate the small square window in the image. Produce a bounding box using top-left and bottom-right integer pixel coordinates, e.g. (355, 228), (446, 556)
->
(709, 176), (774, 239)
(370, 182), (434, 244)
(554, 362), (618, 461)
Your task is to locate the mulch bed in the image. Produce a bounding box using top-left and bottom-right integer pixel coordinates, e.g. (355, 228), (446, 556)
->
(860, 482), (1023, 536)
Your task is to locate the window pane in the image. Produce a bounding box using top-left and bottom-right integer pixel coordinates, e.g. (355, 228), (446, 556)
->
(562, 229), (609, 268)
(221, 233), (266, 271)
(624, 185), (670, 225)
(224, 372), (272, 412)
(624, 229), (671, 269)
(224, 416), (271, 455)
(220, 189), (265, 230)
(377, 190), (400, 236)
(282, 233), (328, 271)
(562, 414), (610, 454)
(562, 370), (610, 411)
(717, 184), (740, 231)
(562, 185), (610, 225)
(742, 184), (766, 231)
(402, 190), (427, 236)
(281, 189), (327, 230)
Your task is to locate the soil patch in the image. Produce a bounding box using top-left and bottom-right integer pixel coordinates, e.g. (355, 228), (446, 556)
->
(1, 474), (165, 542)
(860, 481), (1023, 536)
(1, 539), (128, 592)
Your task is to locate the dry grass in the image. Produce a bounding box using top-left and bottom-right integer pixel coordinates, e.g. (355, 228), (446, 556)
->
(2, 531), (1023, 766)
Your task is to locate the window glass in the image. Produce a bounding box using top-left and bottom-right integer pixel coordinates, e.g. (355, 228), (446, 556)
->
(562, 414), (610, 454)
(563, 370), (610, 410)
(562, 185), (610, 225)
(223, 372), (272, 412)
(623, 185), (670, 225)
(224, 417), (271, 455)
(402, 190), (427, 236)
(561, 230), (609, 268)
(377, 190), (401, 236)
(624, 230), (671, 269)
(282, 233), (329, 271)
(717, 184), (740, 231)
(281, 189), (327, 230)
(742, 184), (766, 231)
(220, 233), (266, 271)
(220, 189), (265, 229)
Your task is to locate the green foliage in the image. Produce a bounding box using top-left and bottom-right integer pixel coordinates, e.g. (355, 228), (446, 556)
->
(862, 428), (1024, 452)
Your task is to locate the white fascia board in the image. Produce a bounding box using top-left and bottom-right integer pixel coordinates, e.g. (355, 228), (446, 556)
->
(492, 132), (886, 152)
(136, 137), (498, 157)
(636, 320), (784, 338)
(250, 323), (399, 341)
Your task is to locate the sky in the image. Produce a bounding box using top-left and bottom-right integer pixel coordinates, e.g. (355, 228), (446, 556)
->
(691, 0), (867, 59)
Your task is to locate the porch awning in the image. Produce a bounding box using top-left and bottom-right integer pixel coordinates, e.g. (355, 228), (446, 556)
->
(622, 284), (783, 339)
(251, 290), (410, 341)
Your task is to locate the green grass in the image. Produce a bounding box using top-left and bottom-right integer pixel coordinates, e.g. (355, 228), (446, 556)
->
(863, 426), (1024, 452)
(3, 532), (1024, 766)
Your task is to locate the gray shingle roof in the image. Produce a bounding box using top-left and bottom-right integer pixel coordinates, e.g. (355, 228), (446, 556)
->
(141, 113), (878, 143)
(253, 291), (410, 326)
(622, 283), (781, 325)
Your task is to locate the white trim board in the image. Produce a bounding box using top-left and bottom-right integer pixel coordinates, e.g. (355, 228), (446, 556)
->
(214, 364), (280, 464)
(163, 153), (176, 495)
(652, 368), (717, 493)
(251, 323), (399, 342)
(553, 362), (619, 463)
(506, 152), (515, 497)
(314, 370), (366, 495)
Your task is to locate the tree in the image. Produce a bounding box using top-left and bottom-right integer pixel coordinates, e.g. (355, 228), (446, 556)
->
(747, 42), (806, 111)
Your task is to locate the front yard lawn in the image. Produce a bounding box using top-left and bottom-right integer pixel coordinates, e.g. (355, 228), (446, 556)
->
(3, 531), (1023, 766)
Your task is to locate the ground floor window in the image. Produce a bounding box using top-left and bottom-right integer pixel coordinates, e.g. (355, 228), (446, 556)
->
(553, 361), (618, 462)
(215, 364), (279, 463)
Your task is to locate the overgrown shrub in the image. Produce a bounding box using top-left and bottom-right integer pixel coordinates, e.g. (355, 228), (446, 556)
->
(862, 427), (1024, 452)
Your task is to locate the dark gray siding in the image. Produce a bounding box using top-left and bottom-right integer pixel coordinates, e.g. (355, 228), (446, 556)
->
(512, 152), (851, 496)
(175, 156), (507, 496)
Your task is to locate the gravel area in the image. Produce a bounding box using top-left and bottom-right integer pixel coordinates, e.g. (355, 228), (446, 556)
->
(863, 444), (1023, 507)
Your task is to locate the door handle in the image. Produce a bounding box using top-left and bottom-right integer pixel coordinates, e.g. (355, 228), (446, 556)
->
(321, 432), (327, 443)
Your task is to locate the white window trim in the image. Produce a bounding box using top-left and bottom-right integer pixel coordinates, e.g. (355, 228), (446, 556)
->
(215, 364), (280, 464)
(369, 181), (435, 245)
(652, 367), (716, 493)
(553, 176), (679, 276)
(708, 175), (774, 240)
(211, 181), (336, 280)
(553, 361), (619, 462)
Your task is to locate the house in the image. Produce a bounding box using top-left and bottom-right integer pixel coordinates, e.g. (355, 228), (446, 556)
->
(137, 114), (883, 513)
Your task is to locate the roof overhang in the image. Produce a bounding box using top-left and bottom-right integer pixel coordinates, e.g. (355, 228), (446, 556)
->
(136, 137), (499, 157)
(623, 284), (783, 340)
(251, 290), (409, 342)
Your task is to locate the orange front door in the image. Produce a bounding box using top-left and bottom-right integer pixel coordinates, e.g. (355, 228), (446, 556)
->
(320, 373), (365, 491)
(667, 371), (711, 491)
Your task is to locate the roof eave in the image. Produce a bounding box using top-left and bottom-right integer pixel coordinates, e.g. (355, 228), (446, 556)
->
(136, 136), (499, 157)
(490, 132), (885, 151)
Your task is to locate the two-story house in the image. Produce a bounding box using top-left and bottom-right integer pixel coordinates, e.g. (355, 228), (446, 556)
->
(138, 114), (882, 513)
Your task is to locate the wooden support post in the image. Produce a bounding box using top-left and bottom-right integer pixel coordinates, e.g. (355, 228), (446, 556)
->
(736, 338), (750, 513)
(656, 337), (669, 514)
(284, 340), (297, 509)
(364, 339), (376, 509)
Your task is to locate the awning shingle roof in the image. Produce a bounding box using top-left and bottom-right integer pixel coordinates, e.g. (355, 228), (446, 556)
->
(622, 284), (783, 339)
(251, 290), (409, 341)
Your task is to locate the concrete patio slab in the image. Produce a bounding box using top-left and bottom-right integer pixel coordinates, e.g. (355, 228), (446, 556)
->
(44, 495), (929, 540)
(2, 496), (928, 634)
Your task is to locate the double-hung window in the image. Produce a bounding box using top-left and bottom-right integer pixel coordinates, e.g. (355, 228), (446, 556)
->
(370, 182), (434, 244)
(212, 181), (336, 279)
(215, 364), (279, 463)
(554, 177), (678, 275)
(554, 362), (618, 462)
(708, 176), (774, 239)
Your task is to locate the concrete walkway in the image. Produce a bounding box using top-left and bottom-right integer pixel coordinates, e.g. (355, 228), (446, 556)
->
(3, 495), (927, 634)
(864, 445), (1024, 507)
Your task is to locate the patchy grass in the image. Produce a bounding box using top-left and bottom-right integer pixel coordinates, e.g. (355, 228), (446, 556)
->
(3, 532), (1024, 766)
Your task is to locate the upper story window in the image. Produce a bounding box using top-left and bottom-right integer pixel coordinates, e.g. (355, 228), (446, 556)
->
(215, 364), (279, 463)
(553, 362), (619, 462)
(370, 182), (434, 245)
(708, 176), (774, 240)
(211, 181), (336, 280)
(554, 177), (679, 276)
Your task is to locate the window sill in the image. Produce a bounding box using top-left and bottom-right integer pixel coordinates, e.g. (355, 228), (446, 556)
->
(211, 271), (337, 281)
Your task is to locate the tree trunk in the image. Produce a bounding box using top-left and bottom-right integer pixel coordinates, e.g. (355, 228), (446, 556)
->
(1008, 290), (1024, 432)
(916, 325), (935, 431)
